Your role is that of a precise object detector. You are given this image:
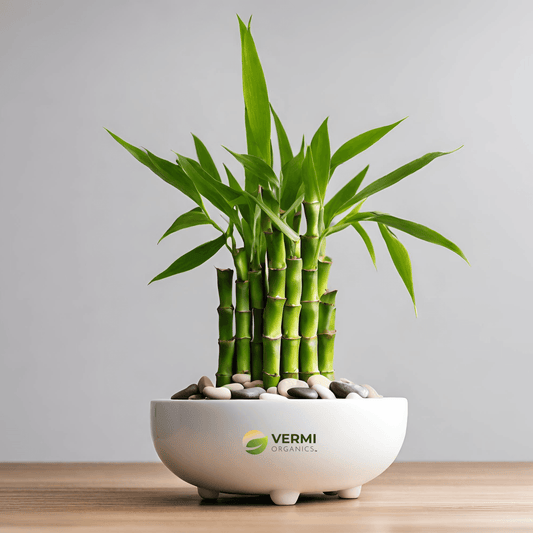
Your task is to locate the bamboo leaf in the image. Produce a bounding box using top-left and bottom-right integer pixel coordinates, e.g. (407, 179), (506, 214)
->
(149, 234), (226, 283)
(158, 208), (210, 244)
(330, 118), (406, 176)
(238, 16), (271, 164)
(280, 146), (304, 211)
(106, 130), (203, 206)
(352, 148), (462, 205)
(352, 222), (376, 269)
(366, 213), (468, 263)
(192, 134), (221, 182)
(324, 165), (369, 226)
(270, 105), (293, 169)
(302, 147), (321, 204)
(224, 148), (278, 189)
(282, 190), (305, 220)
(243, 191), (299, 242)
(223, 164), (242, 192)
(310, 118), (330, 201)
(379, 223), (416, 315)
(176, 154), (241, 227)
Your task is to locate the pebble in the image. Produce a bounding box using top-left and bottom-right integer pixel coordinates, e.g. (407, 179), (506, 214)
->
(232, 373), (252, 384)
(331, 381), (369, 398)
(223, 383), (244, 391)
(346, 392), (364, 400)
(307, 375), (332, 389)
(171, 383), (199, 399)
(244, 380), (264, 389)
(361, 384), (383, 398)
(188, 394), (205, 400)
(267, 387), (278, 395)
(259, 393), (289, 401)
(198, 376), (214, 394)
(312, 384), (336, 399)
(278, 378), (308, 397)
(231, 387), (266, 399)
(203, 386), (231, 399)
(339, 378), (354, 384)
(288, 387), (319, 399)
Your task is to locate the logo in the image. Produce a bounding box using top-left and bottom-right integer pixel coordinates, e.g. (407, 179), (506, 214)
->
(242, 430), (268, 455)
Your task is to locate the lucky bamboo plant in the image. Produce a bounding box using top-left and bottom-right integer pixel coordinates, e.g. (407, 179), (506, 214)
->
(107, 17), (467, 389)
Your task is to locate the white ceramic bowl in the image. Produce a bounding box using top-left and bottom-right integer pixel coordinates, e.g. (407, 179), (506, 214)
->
(151, 397), (408, 505)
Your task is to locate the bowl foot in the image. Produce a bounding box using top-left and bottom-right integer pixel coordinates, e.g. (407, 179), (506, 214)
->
(338, 486), (362, 499)
(323, 491), (338, 496)
(197, 487), (219, 500)
(270, 489), (300, 506)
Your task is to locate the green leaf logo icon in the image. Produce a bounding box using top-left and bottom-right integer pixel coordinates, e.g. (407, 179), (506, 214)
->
(242, 430), (268, 455)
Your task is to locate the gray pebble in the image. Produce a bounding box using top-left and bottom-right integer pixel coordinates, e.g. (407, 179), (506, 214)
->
(287, 387), (319, 399)
(244, 380), (264, 389)
(223, 383), (244, 391)
(171, 383), (199, 399)
(198, 376), (214, 393)
(188, 394), (205, 400)
(312, 384), (336, 399)
(232, 373), (252, 384)
(203, 386), (231, 399)
(331, 381), (369, 398)
(231, 387), (266, 399)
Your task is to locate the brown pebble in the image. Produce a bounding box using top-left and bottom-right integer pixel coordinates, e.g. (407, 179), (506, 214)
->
(232, 373), (252, 384)
(198, 376), (214, 393)
(244, 380), (264, 389)
(171, 383), (199, 399)
(361, 384), (383, 398)
(223, 383), (244, 391)
(188, 394), (205, 400)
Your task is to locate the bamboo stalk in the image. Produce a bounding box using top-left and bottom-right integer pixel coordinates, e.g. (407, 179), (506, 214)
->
(233, 248), (251, 375)
(299, 200), (321, 381)
(262, 224), (287, 389)
(318, 289), (337, 380)
(215, 268), (235, 386)
(281, 256), (302, 379)
(249, 268), (264, 381)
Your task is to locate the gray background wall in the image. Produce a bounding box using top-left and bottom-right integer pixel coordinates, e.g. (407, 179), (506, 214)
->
(1, 0), (532, 462)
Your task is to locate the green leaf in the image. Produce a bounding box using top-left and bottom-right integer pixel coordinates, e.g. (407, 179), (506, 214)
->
(352, 222), (376, 269)
(379, 223), (416, 315)
(223, 164), (242, 192)
(365, 213), (468, 263)
(352, 148), (462, 205)
(330, 118), (406, 176)
(224, 148), (278, 189)
(282, 190), (305, 220)
(243, 191), (299, 242)
(302, 147), (321, 204)
(324, 165), (369, 226)
(270, 105), (293, 169)
(280, 146), (304, 211)
(310, 118), (330, 201)
(238, 16), (271, 164)
(149, 234), (226, 283)
(106, 130), (203, 206)
(158, 208), (210, 244)
(192, 134), (221, 182)
(175, 154), (241, 227)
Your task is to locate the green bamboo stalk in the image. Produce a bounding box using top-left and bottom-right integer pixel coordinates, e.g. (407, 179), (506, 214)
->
(249, 268), (264, 381)
(215, 268), (235, 386)
(281, 256), (302, 379)
(233, 248), (251, 375)
(263, 224), (287, 389)
(299, 200), (321, 381)
(318, 289), (337, 380)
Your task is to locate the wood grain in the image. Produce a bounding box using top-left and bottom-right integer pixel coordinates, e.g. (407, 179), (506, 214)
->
(1, 463), (532, 532)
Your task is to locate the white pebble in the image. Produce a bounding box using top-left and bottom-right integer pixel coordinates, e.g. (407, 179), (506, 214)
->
(203, 386), (231, 399)
(346, 392), (364, 400)
(307, 375), (332, 389)
(312, 384), (336, 399)
(361, 384), (383, 398)
(223, 383), (244, 391)
(260, 393), (289, 401)
(277, 378), (308, 397)
(244, 380), (264, 389)
(232, 373), (252, 384)
(267, 387), (278, 395)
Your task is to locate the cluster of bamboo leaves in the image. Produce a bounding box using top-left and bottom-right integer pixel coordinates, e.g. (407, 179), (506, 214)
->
(107, 16), (467, 387)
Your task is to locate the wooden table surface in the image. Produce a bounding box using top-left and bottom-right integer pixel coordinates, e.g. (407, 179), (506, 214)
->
(1, 463), (532, 532)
